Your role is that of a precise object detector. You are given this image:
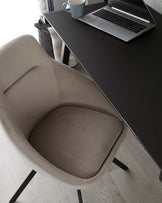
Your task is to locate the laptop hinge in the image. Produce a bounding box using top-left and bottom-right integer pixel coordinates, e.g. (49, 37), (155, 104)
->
(111, 6), (150, 23)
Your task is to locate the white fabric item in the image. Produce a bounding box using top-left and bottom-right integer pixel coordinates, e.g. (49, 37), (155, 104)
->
(48, 27), (78, 67)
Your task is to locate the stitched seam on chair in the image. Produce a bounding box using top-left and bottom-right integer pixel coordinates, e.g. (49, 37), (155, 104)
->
(28, 103), (122, 142)
(28, 103), (121, 138)
(47, 103), (119, 119)
(94, 124), (124, 177)
(51, 61), (60, 105)
(82, 124), (124, 179)
(28, 103), (120, 137)
(3, 65), (39, 94)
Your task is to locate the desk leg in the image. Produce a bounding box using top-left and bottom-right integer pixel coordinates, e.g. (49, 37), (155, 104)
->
(61, 41), (70, 65)
(160, 170), (162, 182)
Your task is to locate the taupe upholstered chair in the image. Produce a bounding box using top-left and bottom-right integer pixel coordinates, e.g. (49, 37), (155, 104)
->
(0, 35), (129, 203)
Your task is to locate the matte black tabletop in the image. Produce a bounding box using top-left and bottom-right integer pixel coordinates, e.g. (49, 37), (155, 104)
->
(45, 3), (162, 171)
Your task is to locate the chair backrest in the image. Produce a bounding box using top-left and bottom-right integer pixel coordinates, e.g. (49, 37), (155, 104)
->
(0, 35), (59, 137)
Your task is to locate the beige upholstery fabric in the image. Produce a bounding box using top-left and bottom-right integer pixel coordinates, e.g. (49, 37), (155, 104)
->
(0, 35), (59, 137)
(29, 105), (123, 178)
(0, 35), (127, 187)
(48, 27), (62, 62)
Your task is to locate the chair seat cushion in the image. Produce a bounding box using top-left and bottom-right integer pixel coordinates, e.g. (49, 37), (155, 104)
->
(29, 105), (123, 179)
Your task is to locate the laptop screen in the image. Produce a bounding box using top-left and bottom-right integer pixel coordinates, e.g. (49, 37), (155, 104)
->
(108, 0), (154, 23)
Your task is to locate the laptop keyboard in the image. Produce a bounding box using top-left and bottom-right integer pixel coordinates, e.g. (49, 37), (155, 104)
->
(93, 9), (146, 33)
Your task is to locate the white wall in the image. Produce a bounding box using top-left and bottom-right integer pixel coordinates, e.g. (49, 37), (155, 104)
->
(52, 0), (96, 10)
(53, 0), (65, 10)
(0, 0), (40, 46)
(38, 0), (162, 14)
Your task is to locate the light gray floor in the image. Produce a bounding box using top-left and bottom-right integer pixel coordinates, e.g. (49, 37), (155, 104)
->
(0, 125), (162, 203)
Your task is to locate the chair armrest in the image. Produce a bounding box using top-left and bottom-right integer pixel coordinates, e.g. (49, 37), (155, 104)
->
(53, 61), (120, 118)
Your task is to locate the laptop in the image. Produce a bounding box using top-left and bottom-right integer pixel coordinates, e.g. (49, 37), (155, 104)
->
(79, 0), (156, 42)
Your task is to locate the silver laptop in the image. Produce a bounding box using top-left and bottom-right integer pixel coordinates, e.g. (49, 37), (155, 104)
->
(79, 0), (156, 42)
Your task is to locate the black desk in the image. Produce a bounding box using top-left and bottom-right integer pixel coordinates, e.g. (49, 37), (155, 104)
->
(44, 3), (162, 181)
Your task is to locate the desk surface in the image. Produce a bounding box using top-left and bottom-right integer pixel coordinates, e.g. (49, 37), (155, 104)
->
(45, 3), (162, 170)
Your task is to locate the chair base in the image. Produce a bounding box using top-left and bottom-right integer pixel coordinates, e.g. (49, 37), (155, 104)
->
(160, 170), (162, 182)
(9, 158), (128, 202)
(77, 189), (83, 203)
(112, 158), (129, 171)
(9, 170), (36, 203)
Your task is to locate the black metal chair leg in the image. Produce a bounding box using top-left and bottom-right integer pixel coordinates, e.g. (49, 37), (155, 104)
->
(9, 170), (36, 203)
(160, 170), (162, 182)
(77, 189), (83, 203)
(113, 158), (129, 171)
